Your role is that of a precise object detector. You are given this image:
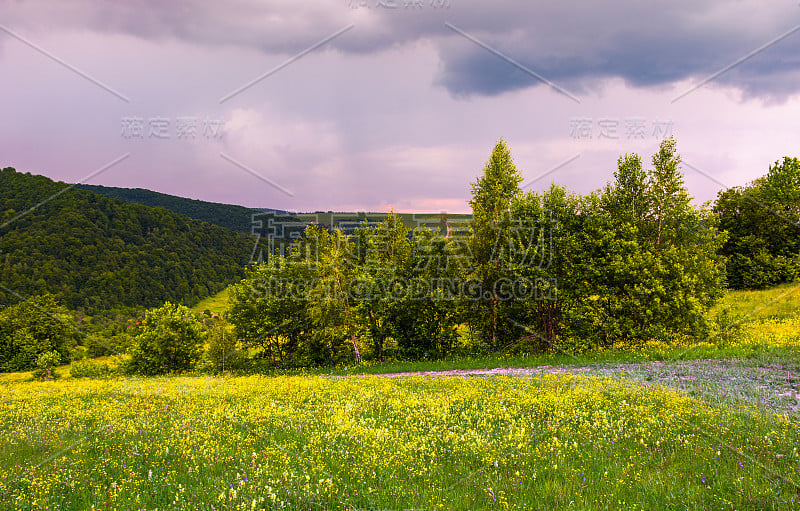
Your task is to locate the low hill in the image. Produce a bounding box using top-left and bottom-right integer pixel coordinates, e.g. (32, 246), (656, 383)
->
(75, 184), (263, 234)
(0, 168), (254, 310)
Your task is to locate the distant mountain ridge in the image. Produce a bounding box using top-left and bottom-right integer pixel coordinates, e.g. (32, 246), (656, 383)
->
(75, 184), (280, 234)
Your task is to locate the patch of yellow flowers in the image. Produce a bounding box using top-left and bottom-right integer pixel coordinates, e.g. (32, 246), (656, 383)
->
(0, 373), (798, 509)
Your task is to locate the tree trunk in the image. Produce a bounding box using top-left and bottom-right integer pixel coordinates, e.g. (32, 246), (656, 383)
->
(351, 335), (363, 364)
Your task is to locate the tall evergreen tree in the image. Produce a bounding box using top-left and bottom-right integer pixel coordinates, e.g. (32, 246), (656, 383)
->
(468, 140), (523, 350)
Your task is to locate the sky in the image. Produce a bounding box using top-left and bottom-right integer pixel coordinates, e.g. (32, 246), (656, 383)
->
(1, 0), (800, 213)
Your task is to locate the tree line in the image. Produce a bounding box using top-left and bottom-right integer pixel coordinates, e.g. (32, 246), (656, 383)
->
(222, 138), (728, 367)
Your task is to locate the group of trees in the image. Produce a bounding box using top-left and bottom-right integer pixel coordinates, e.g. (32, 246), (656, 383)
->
(0, 295), (224, 376)
(224, 138), (728, 366)
(0, 295), (77, 372)
(227, 215), (462, 366)
(76, 183), (260, 234)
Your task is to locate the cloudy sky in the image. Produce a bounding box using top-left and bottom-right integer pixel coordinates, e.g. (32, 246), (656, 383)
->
(1, 0), (799, 213)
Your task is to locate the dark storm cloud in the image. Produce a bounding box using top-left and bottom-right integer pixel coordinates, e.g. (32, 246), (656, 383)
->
(3, 0), (799, 100)
(432, 1), (800, 101)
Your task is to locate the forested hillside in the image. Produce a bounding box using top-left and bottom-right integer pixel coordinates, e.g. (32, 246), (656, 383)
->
(0, 168), (254, 310)
(76, 183), (258, 234)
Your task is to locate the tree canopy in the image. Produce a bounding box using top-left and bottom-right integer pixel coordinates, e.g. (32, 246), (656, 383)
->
(0, 167), (254, 310)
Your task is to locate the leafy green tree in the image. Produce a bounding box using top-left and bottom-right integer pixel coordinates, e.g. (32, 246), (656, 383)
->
(0, 294), (77, 371)
(33, 350), (60, 380)
(716, 157), (800, 288)
(355, 211), (413, 361)
(304, 225), (365, 364)
(228, 256), (312, 366)
(128, 302), (205, 375)
(387, 226), (462, 359)
(601, 153), (648, 234)
(508, 185), (576, 344)
(203, 315), (239, 373)
(647, 138), (691, 248)
(590, 139), (726, 341)
(510, 139), (726, 350)
(468, 140), (524, 350)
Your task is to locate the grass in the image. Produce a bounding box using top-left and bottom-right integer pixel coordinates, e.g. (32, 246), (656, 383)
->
(1, 374), (798, 510)
(713, 282), (800, 321)
(190, 286), (231, 316)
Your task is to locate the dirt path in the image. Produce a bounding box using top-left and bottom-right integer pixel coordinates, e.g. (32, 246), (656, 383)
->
(345, 359), (800, 417)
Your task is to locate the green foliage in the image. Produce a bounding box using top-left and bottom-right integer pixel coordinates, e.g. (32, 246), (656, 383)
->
(69, 358), (110, 378)
(490, 138), (726, 350)
(647, 138), (691, 248)
(228, 254), (314, 367)
(203, 315), (240, 373)
(0, 294), (77, 371)
(383, 223), (461, 360)
(303, 225), (365, 365)
(468, 140), (525, 349)
(0, 167), (253, 310)
(128, 302), (205, 375)
(227, 211), (465, 366)
(32, 350), (61, 380)
(601, 153), (648, 229)
(225, 138), (729, 365)
(715, 157), (800, 289)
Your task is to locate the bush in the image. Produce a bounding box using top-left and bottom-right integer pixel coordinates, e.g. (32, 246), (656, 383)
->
(0, 295), (76, 372)
(70, 358), (110, 378)
(710, 306), (746, 346)
(71, 345), (89, 362)
(128, 302), (205, 375)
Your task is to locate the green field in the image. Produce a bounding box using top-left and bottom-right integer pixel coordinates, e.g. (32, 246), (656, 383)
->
(190, 287), (231, 316)
(1, 374), (798, 510)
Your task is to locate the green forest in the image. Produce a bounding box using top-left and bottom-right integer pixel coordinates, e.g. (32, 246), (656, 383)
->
(0, 168), (254, 311)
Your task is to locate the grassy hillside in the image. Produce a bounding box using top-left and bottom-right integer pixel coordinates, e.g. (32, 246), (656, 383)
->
(713, 282), (800, 320)
(190, 286), (231, 315)
(76, 183), (260, 234)
(0, 167), (254, 310)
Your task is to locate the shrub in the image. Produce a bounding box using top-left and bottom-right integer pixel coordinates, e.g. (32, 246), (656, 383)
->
(128, 302), (205, 375)
(203, 316), (240, 373)
(70, 358), (110, 378)
(0, 295), (76, 372)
